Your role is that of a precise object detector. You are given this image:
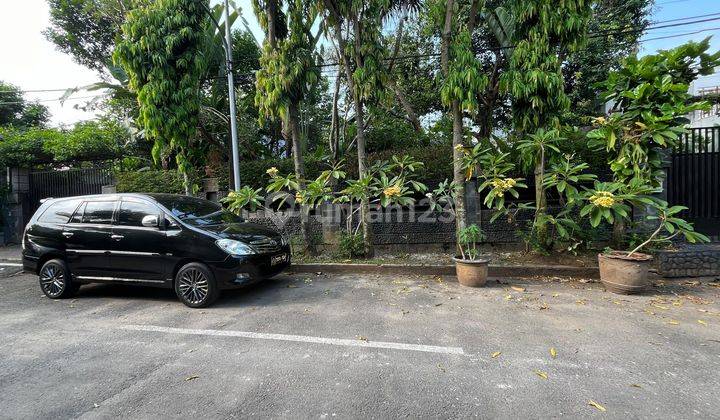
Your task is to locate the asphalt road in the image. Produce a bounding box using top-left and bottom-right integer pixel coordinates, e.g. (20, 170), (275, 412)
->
(1, 267), (719, 419)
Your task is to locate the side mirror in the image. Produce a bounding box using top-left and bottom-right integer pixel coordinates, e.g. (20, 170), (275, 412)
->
(141, 215), (160, 228)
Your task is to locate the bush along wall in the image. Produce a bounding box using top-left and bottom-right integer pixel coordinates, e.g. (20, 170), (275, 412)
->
(115, 170), (187, 194)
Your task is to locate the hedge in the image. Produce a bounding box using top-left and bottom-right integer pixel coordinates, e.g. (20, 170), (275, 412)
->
(115, 170), (186, 194)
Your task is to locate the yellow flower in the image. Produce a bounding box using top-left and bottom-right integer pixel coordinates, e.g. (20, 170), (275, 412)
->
(505, 178), (516, 188)
(590, 191), (616, 208)
(383, 185), (402, 197)
(295, 191), (304, 204)
(491, 178), (516, 193)
(454, 144), (464, 152)
(592, 116), (607, 126)
(266, 167), (279, 178)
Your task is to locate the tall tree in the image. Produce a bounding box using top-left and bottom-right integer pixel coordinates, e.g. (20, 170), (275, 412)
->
(114, 0), (207, 193)
(0, 81), (50, 127)
(45, 0), (147, 73)
(501, 0), (591, 248)
(253, 0), (321, 253)
(436, 0), (487, 234)
(564, 0), (653, 119)
(319, 0), (393, 256)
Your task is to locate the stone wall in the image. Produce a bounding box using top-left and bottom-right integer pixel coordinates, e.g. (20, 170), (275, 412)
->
(657, 244), (720, 278)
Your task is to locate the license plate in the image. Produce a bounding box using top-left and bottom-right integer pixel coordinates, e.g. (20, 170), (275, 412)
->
(271, 254), (287, 266)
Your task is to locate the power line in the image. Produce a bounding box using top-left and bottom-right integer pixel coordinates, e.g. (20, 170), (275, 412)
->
(0, 94), (106, 106)
(2, 12), (718, 94)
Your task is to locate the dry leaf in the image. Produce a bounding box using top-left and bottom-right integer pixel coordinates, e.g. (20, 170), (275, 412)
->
(552, 293), (560, 297)
(533, 370), (548, 380)
(504, 294), (513, 301)
(539, 303), (549, 310)
(588, 400), (606, 412)
(698, 320), (707, 326)
(185, 375), (199, 381)
(287, 284), (297, 288)
(491, 351), (501, 358)
(511, 286), (526, 292)
(550, 347), (557, 359)
(667, 320), (680, 325)
(652, 304), (670, 310)
(630, 383), (642, 388)
(437, 363), (445, 372)
(357, 335), (368, 342)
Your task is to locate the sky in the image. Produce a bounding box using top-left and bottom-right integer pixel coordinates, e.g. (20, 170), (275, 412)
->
(1, 0), (719, 126)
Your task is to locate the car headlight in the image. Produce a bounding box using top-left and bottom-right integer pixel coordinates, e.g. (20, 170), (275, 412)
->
(216, 239), (256, 256)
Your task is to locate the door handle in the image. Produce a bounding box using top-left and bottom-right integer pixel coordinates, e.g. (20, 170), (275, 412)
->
(62, 232), (73, 238)
(110, 234), (124, 241)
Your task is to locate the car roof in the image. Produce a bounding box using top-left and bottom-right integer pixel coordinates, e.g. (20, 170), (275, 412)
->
(43, 193), (185, 203)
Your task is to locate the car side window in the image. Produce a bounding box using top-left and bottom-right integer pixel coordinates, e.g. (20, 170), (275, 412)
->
(37, 199), (82, 224)
(82, 201), (116, 224)
(117, 200), (159, 227)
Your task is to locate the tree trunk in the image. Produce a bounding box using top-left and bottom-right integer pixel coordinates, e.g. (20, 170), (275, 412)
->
(612, 218), (625, 249)
(452, 100), (466, 234)
(534, 156), (549, 250)
(387, 79), (421, 132)
(332, 18), (374, 257)
(288, 101), (314, 255)
(329, 70), (341, 162)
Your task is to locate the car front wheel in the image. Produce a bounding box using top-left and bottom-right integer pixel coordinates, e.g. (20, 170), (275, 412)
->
(39, 259), (76, 299)
(174, 262), (219, 308)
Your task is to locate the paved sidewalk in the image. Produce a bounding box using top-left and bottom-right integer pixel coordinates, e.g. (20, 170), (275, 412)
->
(0, 244), (21, 261)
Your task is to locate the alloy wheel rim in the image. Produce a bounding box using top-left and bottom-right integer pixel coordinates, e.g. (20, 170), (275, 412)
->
(40, 264), (65, 297)
(178, 268), (209, 305)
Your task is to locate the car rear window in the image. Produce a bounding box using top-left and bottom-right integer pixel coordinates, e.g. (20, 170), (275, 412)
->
(37, 199), (82, 224)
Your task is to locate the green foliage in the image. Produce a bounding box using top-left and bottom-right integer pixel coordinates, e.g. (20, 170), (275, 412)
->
(0, 120), (128, 167)
(543, 154), (597, 205)
(0, 81), (51, 128)
(563, 0), (653, 119)
(43, 119), (127, 162)
(587, 39), (720, 187)
(221, 186), (264, 214)
(440, 29), (487, 112)
(114, 0), (208, 187)
(501, 0), (592, 132)
(457, 224), (485, 260)
(337, 232), (365, 259)
(115, 169), (187, 194)
(253, 0), (320, 124)
(0, 127), (51, 167)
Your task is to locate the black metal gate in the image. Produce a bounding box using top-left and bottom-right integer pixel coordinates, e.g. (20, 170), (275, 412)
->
(667, 126), (720, 239)
(26, 167), (114, 219)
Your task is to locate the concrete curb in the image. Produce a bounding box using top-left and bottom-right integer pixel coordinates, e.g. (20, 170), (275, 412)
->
(290, 263), (600, 279)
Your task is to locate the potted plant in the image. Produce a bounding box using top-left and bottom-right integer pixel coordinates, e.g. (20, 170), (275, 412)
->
(453, 224), (490, 287)
(581, 182), (708, 294)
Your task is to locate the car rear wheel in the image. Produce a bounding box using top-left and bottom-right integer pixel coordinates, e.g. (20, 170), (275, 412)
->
(174, 262), (219, 308)
(39, 259), (76, 299)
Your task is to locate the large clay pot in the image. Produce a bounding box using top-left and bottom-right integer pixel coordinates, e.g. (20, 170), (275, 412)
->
(598, 251), (653, 294)
(453, 257), (489, 287)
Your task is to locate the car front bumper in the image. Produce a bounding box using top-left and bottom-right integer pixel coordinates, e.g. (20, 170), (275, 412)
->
(211, 246), (291, 289)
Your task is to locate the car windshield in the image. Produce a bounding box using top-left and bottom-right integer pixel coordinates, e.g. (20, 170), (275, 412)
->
(154, 196), (243, 226)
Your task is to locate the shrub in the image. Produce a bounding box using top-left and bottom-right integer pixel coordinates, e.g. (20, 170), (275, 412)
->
(336, 232), (364, 259)
(115, 170), (186, 194)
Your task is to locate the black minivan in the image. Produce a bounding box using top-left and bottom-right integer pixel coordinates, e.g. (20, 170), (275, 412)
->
(22, 193), (290, 307)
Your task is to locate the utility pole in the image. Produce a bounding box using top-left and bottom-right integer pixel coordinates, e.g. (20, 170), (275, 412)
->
(224, 0), (241, 191)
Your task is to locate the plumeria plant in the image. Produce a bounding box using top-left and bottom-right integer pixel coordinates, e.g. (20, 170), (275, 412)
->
(580, 180), (709, 256)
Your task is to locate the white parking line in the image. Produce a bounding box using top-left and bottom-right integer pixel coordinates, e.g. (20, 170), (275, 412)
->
(121, 324), (465, 355)
(0, 262), (23, 267)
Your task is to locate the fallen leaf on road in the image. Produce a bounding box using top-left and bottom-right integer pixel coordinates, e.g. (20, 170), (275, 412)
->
(707, 281), (720, 288)
(667, 320), (680, 325)
(437, 364), (445, 372)
(185, 375), (199, 381)
(504, 294), (513, 301)
(434, 303), (443, 307)
(630, 384), (642, 388)
(552, 293), (560, 297)
(698, 320), (707, 326)
(533, 370), (548, 380)
(491, 351), (501, 358)
(539, 303), (549, 310)
(511, 286), (526, 292)
(652, 304), (669, 310)
(287, 284), (297, 288)
(576, 299), (587, 305)
(588, 400), (606, 412)
(401, 310), (409, 315)
(550, 347), (557, 359)
(683, 280), (701, 286)
(357, 336), (368, 342)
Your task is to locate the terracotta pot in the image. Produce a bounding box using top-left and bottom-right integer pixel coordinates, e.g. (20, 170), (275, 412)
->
(598, 251), (653, 294)
(453, 257), (489, 287)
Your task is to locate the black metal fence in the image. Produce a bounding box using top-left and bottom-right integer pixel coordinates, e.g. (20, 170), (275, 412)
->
(26, 167), (114, 218)
(667, 126), (720, 238)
